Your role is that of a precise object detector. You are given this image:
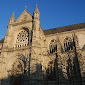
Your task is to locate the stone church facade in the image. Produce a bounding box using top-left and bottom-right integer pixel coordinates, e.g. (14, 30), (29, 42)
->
(0, 6), (85, 85)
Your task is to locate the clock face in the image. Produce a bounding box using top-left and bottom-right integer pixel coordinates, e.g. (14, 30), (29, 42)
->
(17, 31), (28, 43)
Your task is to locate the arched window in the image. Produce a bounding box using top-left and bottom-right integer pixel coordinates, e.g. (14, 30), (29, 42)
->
(49, 39), (57, 53)
(64, 37), (73, 52)
(15, 30), (29, 48)
(46, 61), (56, 81)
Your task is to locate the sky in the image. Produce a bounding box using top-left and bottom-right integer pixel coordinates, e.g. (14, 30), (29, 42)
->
(0, 0), (85, 40)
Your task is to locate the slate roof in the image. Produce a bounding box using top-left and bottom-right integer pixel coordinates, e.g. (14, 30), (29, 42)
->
(44, 22), (85, 35)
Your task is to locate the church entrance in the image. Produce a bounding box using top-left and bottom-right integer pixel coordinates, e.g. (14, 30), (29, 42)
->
(10, 58), (25, 85)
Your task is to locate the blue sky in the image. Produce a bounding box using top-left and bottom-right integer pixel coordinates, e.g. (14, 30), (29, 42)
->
(0, 0), (85, 40)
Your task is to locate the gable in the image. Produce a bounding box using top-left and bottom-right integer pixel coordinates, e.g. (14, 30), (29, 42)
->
(15, 10), (32, 23)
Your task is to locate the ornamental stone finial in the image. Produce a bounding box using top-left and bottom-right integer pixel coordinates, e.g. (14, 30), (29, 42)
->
(25, 6), (27, 10)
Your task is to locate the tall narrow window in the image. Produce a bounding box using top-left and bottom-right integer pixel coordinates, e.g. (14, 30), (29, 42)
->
(64, 37), (73, 52)
(49, 39), (57, 53)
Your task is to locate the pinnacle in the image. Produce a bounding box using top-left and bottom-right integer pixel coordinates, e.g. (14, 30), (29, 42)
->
(10, 11), (15, 20)
(11, 11), (15, 17)
(9, 11), (15, 24)
(34, 5), (40, 14)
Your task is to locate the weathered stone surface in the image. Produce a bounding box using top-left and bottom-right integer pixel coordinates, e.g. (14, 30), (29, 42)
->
(0, 6), (85, 85)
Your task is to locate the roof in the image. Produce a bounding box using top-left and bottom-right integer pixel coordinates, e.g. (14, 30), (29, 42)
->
(0, 38), (4, 43)
(44, 22), (85, 35)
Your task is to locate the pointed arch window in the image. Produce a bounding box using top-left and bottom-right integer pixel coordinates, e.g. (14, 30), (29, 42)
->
(64, 37), (73, 52)
(49, 39), (57, 53)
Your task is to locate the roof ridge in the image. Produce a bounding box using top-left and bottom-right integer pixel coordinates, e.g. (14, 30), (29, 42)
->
(44, 22), (85, 35)
(44, 22), (85, 31)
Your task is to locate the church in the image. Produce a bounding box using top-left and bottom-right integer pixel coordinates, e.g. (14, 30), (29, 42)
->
(0, 5), (85, 85)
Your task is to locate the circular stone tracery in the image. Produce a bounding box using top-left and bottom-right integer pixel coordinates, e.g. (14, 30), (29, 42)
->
(17, 30), (28, 43)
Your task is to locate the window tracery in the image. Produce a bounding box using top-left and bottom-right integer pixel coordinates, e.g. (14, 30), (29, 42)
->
(15, 30), (29, 48)
(64, 37), (73, 52)
(17, 30), (28, 43)
(49, 39), (57, 53)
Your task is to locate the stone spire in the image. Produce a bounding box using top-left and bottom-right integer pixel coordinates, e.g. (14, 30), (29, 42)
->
(9, 11), (15, 24)
(34, 5), (40, 14)
(34, 5), (40, 20)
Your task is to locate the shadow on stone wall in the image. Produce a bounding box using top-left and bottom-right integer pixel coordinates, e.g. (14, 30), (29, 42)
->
(0, 63), (43, 85)
(0, 59), (85, 85)
(0, 63), (67, 85)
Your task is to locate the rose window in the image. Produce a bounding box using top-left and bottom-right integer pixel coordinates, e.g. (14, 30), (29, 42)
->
(17, 31), (28, 43)
(15, 30), (29, 48)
